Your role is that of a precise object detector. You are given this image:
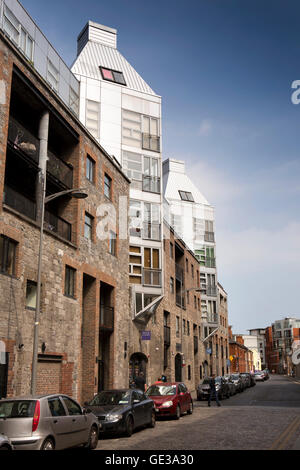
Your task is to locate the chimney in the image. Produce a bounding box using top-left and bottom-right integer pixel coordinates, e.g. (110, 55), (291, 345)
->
(77, 21), (117, 56)
(163, 158), (185, 175)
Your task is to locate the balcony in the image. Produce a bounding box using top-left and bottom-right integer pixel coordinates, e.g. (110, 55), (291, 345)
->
(194, 336), (198, 354)
(3, 186), (36, 220)
(142, 133), (160, 153)
(142, 175), (161, 194)
(142, 268), (162, 287)
(99, 305), (114, 332)
(8, 117), (39, 165)
(164, 326), (171, 346)
(47, 150), (73, 189)
(204, 231), (215, 243)
(142, 222), (161, 241)
(44, 210), (72, 242)
(175, 263), (184, 282)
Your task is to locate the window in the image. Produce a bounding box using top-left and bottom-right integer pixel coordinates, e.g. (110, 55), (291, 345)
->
(186, 291), (190, 304)
(47, 60), (59, 91)
(186, 258), (188, 272)
(143, 156), (160, 193)
(191, 264), (194, 278)
(183, 319), (186, 335)
(86, 155), (95, 183)
(129, 200), (142, 237)
(188, 365), (191, 381)
(84, 213), (94, 240)
(142, 116), (160, 152)
(0, 235), (17, 276)
(109, 231), (117, 256)
(122, 110), (142, 148)
(170, 277), (174, 294)
(26, 280), (37, 309)
(61, 397), (82, 416)
(179, 191), (194, 202)
(176, 316), (180, 338)
(3, 6), (34, 60)
(104, 174), (112, 200)
(194, 295), (197, 309)
(69, 87), (79, 115)
(86, 100), (100, 138)
(129, 246), (142, 284)
(187, 321), (190, 336)
(171, 213), (182, 237)
(48, 398), (66, 417)
(170, 242), (174, 259)
(65, 266), (76, 298)
(100, 67), (126, 85)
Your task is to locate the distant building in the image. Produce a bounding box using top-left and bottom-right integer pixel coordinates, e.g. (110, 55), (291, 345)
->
(269, 318), (300, 374)
(228, 327), (253, 373)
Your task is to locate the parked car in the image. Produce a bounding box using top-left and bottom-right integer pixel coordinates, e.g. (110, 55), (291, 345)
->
(240, 373), (251, 388)
(0, 394), (99, 450)
(197, 377), (230, 401)
(223, 375), (237, 396)
(262, 369), (270, 380)
(0, 434), (13, 450)
(146, 382), (193, 419)
(254, 371), (265, 382)
(84, 389), (155, 437)
(249, 373), (257, 387)
(230, 373), (244, 392)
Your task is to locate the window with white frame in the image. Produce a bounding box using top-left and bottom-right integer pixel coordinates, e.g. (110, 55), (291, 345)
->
(3, 5), (34, 61)
(86, 100), (99, 138)
(122, 110), (160, 151)
(47, 60), (59, 91)
(193, 217), (205, 241)
(142, 115), (160, 152)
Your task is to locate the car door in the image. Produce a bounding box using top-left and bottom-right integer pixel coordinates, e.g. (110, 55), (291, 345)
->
(177, 384), (186, 411)
(131, 391), (145, 428)
(61, 396), (89, 446)
(47, 397), (76, 450)
(181, 383), (190, 411)
(139, 391), (153, 424)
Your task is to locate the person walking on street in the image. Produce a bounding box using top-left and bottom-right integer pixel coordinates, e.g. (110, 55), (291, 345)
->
(134, 371), (147, 392)
(208, 373), (221, 407)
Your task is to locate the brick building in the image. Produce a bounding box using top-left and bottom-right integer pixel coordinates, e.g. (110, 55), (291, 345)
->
(0, 0), (130, 402)
(228, 327), (253, 373)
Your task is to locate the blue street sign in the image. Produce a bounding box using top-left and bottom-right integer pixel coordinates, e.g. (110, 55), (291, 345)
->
(141, 331), (151, 341)
(206, 348), (212, 354)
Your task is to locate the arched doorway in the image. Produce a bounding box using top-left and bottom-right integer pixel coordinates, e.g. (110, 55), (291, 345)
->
(175, 353), (182, 382)
(129, 353), (148, 386)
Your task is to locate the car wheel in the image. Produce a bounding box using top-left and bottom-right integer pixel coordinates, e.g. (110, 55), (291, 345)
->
(187, 401), (193, 415)
(124, 415), (134, 437)
(175, 405), (181, 420)
(148, 410), (156, 428)
(40, 437), (55, 450)
(85, 425), (99, 450)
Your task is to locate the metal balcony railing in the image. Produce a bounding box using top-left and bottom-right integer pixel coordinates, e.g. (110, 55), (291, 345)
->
(99, 305), (114, 331)
(142, 133), (160, 153)
(8, 117), (39, 164)
(3, 186), (36, 220)
(164, 326), (171, 346)
(142, 222), (161, 241)
(204, 231), (215, 242)
(142, 268), (162, 287)
(142, 175), (161, 194)
(47, 150), (73, 189)
(44, 210), (72, 242)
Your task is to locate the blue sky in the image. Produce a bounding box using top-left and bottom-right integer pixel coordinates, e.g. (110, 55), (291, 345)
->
(21, 0), (300, 333)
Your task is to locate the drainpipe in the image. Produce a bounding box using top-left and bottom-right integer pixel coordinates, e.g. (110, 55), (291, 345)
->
(36, 111), (49, 222)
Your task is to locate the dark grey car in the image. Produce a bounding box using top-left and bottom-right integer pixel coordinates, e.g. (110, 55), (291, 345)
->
(84, 389), (155, 437)
(0, 394), (99, 450)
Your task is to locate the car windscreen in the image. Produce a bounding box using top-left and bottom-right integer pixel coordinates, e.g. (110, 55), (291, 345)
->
(146, 385), (176, 396)
(231, 375), (240, 380)
(215, 377), (222, 383)
(88, 391), (131, 406)
(202, 379), (210, 384)
(0, 400), (36, 419)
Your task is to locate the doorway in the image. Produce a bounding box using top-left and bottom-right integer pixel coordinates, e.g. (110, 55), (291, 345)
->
(175, 353), (182, 382)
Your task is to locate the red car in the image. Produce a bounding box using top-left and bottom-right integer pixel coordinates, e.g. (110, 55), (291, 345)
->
(146, 382), (193, 419)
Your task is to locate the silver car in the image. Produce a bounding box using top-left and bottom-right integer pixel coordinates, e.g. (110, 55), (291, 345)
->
(0, 394), (99, 450)
(0, 434), (13, 450)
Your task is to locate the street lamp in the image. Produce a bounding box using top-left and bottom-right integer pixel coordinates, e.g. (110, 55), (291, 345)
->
(31, 187), (88, 395)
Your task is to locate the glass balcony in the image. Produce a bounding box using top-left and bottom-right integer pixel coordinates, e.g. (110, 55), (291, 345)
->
(99, 305), (114, 331)
(142, 268), (162, 287)
(142, 175), (161, 194)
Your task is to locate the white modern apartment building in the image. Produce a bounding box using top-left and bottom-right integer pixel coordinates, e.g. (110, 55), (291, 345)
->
(163, 158), (218, 329)
(242, 334), (263, 370)
(71, 22), (164, 322)
(248, 328), (266, 368)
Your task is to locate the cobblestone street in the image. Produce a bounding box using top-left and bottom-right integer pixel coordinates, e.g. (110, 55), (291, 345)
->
(96, 375), (300, 450)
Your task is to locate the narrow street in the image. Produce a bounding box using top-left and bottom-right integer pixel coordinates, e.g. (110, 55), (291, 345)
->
(96, 375), (300, 450)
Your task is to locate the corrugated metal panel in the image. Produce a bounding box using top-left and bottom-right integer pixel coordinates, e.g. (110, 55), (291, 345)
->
(90, 28), (116, 49)
(72, 41), (157, 96)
